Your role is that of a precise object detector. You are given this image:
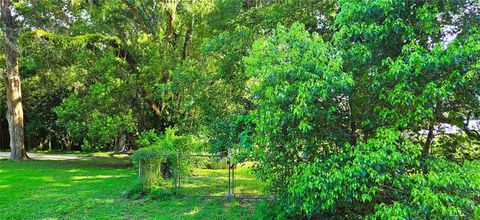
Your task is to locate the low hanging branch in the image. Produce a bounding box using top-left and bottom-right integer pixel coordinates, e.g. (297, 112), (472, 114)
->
(437, 113), (480, 142)
(463, 112), (480, 142)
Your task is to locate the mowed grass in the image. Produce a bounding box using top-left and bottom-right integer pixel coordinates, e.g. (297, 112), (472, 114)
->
(175, 164), (265, 197)
(0, 156), (259, 219)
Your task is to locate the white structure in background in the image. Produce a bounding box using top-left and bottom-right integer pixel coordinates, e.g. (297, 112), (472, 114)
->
(418, 120), (480, 135)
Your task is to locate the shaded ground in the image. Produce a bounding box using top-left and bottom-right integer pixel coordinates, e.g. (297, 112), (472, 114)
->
(0, 152), (88, 160)
(0, 153), (258, 219)
(0, 151), (132, 160)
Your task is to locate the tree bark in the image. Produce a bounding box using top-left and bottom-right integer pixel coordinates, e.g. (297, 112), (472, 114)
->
(165, 10), (174, 44)
(181, 2), (194, 60)
(1, 0), (27, 160)
(421, 124), (434, 174)
(348, 92), (357, 146)
(115, 133), (127, 152)
(463, 112), (480, 142)
(181, 20), (193, 60)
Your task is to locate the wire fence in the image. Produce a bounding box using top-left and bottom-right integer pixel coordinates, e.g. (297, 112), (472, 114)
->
(138, 154), (264, 199)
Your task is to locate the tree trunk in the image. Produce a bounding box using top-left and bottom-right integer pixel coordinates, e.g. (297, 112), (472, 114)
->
(181, 6), (194, 60)
(421, 124), (434, 174)
(1, 0), (27, 160)
(115, 133), (126, 152)
(348, 91), (357, 146)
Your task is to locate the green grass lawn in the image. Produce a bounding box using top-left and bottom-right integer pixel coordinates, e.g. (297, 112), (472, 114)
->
(159, 164), (265, 197)
(0, 156), (260, 219)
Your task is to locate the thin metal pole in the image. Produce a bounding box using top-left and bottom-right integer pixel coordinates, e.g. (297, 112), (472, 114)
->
(228, 158), (231, 195)
(232, 163), (235, 197)
(173, 156), (178, 193)
(139, 159), (143, 191)
(138, 159), (142, 179)
(177, 154), (180, 188)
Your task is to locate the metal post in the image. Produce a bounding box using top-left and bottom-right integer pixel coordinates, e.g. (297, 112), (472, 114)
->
(138, 159), (142, 179)
(139, 159), (144, 191)
(228, 158), (231, 196)
(232, 163), (235, 198)
(226, 156), (235, 199)
(177, 153), (180, 188)
(173, 153), (180, 195)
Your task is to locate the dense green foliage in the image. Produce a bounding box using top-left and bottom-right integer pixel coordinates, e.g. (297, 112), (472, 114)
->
(241, 1), (480, 218)
(1, 0), (480, 218)
(132, 128), (204, 187)
(288, 129), (480, 218)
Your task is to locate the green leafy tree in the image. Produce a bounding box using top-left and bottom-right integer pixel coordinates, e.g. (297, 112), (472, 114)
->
(245, 22), (352, 203)
(245, 0), (480, 217)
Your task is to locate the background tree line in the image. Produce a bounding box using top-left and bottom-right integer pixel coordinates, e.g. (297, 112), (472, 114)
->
(0, 0), (331, 153)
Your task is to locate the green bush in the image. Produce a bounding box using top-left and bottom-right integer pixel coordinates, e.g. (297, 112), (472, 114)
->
(54, 77), (137, 151)
(263, 129), (480, 219)
(132, 127), (204, 188)
(284, 129), (420, 218)
(244, 16), (480, 219)
(244, 22), (352, 206)
(135, 129), (161, 148)
(374, 158), (480, 218)
(433, 134), (480, 161)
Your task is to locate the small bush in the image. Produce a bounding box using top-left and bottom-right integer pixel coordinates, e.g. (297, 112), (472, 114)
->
(135, 129), (161, 148)
(132, 127), (204, 188)
(433, 133), (480, 161)
(122, 180), (145, 200)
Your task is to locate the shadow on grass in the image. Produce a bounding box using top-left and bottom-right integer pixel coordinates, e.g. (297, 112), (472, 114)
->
(0, 157), (259, 219)
(148, 166), (265, 198)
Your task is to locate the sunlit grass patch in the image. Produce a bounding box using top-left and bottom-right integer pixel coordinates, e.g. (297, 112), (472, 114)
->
(149, 164), (265, 198)
(0, 157), (258, 219)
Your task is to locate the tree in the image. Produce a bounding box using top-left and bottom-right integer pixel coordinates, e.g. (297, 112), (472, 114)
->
(334, 0), (480, 173)
(1, 0), (26, 160)
(245, 22), (351, 197)
(11, 0), (217, 151)
(245, 1), (480, 218)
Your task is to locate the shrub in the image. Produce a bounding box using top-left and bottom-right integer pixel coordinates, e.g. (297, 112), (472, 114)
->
(433, 134), (480, 161)
(374, 158), (480, 218)
(263, 129), (480, 219)
(244, 22), (352, 206)
(244, 20), (480, 219)
(54, 81), (137, 151)
(135, 129), (161, 148)
(284, 129), (420, 218)
(132, 127), (204, 188)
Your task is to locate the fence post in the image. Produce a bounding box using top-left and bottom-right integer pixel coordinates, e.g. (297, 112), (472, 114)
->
(228, 158), (231, 197)
(173, 153), (179, 195)
(138, 158), (142, 179)
(139, 159), (143, 191)
(173, 161), (177, 189)
(232, 163), (235, 198)
(177, 153), (180, 188)
(227, 156), (235, 199)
